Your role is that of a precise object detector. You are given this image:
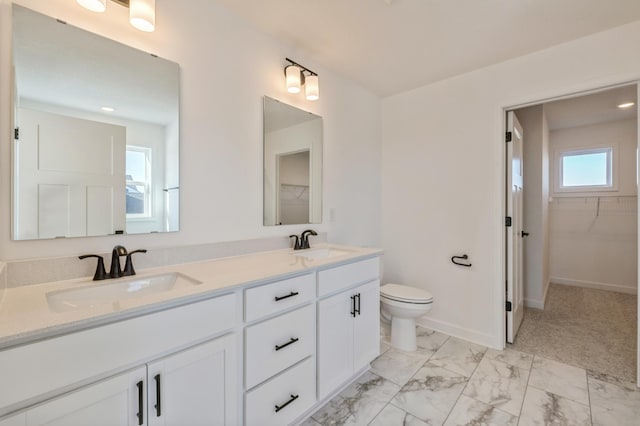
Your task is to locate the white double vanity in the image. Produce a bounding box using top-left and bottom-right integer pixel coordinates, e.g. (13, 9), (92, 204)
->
(0, 244), (382, 425)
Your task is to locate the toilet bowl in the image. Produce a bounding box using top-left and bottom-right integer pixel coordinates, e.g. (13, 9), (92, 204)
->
(380, 283), (433, 351)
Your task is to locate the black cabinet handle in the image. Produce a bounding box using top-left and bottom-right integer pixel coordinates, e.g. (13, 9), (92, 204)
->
(136, 380), (144, 425)
(275, 337), (299, 351)
(275, 291), (299, 302)
(154, 374), (161, 417)
(355, 293), (361, 316)
(350, 295), (356, 317)
(521, 231), (530, 238)
(275, 394), (299, 413)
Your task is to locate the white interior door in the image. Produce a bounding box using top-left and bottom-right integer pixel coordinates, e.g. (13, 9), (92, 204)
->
(506, 111), (525, 343)
(15, 108), (126, 239)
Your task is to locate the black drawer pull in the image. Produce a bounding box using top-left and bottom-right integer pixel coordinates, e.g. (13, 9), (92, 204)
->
(154, 374), (162, 417)
(275, 337), (299, 351)
(136, 380), (144, 425)
(275, 394), (299, 413)
(275, 291), (299, 302)
(355, 293), (361, 316)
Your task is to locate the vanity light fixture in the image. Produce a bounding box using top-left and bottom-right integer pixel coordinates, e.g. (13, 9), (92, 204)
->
(77, 0), (106, 13)
(617, 102), (635, 109)
(284, 58), (319, 101)
(101, 106), (115, 112)
(77, 0), (156, 32)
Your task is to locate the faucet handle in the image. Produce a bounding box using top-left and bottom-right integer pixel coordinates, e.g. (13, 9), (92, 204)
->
(289, 235), (302, 250)
(79, 254), (107, 281)
(122, 249), (147, 276)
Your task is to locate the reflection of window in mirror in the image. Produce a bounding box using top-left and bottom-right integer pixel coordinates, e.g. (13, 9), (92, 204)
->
(126, 147), (152, 218)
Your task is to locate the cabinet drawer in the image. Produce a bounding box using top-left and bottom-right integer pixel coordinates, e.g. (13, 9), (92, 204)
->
(245, 357), (315, 426)
(245, 273), (314, 322)
(245, 304), (314, 389)
(318, 257), (379, 296)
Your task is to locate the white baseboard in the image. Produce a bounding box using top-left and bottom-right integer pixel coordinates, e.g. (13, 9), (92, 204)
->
(524, 298), (545, 309)
(543, 278), (550, 305)
(526, 279), (551, 309)
(416, 316), (500, 349)
(550, 277), (637, 295)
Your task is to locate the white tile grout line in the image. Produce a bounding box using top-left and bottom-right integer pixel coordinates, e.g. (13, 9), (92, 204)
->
(515, 354), (536, 425)
(585, 371), (594, 426)
(440, 341), (488, 425)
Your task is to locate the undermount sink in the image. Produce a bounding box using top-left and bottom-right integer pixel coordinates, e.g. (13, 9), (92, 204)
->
(46, 272), (202, 313)
(291, 247), (351, 259)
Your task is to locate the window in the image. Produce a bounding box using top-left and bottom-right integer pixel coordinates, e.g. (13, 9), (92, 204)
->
(557, 147), (614, 192)
(126, 146), (152, 217)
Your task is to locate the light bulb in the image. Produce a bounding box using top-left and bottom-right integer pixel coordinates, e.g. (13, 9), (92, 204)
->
(77, 0), (106, 13)
(285, 65), (302, 94)
(130, 0), (156, 32)
(305, 74), (319, 101)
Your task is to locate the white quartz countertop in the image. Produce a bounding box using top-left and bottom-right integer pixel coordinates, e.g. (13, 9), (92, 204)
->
(0, 244), (382, 350)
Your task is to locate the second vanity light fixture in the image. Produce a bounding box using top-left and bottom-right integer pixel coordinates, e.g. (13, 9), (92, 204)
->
(77, 0), (156, 32)
(285, 58), (320, 101)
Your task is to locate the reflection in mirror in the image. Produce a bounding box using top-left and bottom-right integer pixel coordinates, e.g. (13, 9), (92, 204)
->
(11, 5), (180, 240)
(263, 97), (322, 226)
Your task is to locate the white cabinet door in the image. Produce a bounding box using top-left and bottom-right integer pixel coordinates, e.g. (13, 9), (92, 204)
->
(25, 367), (146, 426)
(147, 334), (237, 426)
(317, 291), (354, 400)
(318, 279), (381, 400)
(353, 280), (380, 371)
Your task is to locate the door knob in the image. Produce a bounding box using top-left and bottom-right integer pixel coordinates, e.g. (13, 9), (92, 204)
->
(521, 231), (530, 237)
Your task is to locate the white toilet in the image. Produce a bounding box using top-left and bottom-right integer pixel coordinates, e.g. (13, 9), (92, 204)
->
(380, 283), (433, 352)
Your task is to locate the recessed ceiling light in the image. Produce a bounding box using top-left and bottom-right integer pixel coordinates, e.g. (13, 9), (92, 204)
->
(617, 102), (635, 109)
(101, 106), (115, 112)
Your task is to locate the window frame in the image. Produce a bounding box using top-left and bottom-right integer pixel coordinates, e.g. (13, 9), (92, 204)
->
(554, 145), (618, 194)
(125, 146), (153, 219)
(554, 142), (619, 196)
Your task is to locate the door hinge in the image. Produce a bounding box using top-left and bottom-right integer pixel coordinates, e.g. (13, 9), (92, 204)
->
(14, 127), (19, 140)
(505, 216), (512, 227)
(505, 131), (512, 142)
(506, 301), (512, 312)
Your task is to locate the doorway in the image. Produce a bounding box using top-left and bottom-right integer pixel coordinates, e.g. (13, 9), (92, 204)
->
(505, 84), (638, 383)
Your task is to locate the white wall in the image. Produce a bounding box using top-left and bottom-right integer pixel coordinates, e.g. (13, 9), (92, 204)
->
(549, 119), (638, 293)
(0, 0), (382, 260)
(516, 105), (550, 309)
(381, 20), (640, 348)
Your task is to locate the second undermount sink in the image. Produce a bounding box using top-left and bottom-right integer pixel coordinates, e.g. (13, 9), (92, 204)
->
(291, 247), (352, 259)
(46, 272), (202, 313)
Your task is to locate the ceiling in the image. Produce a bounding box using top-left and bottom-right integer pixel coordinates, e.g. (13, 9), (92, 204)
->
(544, 85), (637, 130)
(213, 0), (640, 97)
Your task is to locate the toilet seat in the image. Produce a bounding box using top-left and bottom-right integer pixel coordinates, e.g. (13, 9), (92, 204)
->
(380, 283), (433, 304)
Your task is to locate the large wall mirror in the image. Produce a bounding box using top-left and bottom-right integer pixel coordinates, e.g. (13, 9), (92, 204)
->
(11, 5), (180, 240)
(263, 97), (322, 226)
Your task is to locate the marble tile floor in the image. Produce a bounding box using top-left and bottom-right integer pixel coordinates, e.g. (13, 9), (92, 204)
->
(302, 325), (640, 426)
